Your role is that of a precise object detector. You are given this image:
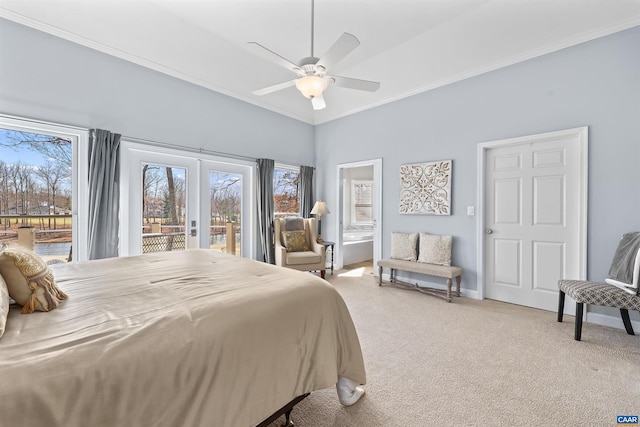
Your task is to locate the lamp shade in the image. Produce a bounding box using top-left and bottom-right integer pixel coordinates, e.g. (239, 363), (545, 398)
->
(310, 200), (330, 216)
(295, 75), (327, 99)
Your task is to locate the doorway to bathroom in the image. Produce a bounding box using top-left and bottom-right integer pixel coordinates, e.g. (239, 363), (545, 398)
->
(336, 159), (382, 275)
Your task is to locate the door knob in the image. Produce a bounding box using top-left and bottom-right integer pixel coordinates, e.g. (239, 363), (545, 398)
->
(486, 229), (493, 234)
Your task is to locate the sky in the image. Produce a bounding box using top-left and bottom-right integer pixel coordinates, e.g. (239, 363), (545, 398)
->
(0, 128), (52, 166)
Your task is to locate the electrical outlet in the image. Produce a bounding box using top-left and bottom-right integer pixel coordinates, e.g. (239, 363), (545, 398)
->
(467, 206), (475, 216)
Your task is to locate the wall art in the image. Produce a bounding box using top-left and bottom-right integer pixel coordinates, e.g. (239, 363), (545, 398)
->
(399, 160), (452, 215)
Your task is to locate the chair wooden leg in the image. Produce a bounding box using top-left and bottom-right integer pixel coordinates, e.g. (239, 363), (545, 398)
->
(620, 309), (635, 335)
(557, 291), (565, 323)
(320, 269), (326, 279)
(575, 302), (583, 341)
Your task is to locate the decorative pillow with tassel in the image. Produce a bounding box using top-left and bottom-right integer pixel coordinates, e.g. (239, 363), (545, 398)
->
(0, 274), (9, 338)
(0, 244), (67, 314)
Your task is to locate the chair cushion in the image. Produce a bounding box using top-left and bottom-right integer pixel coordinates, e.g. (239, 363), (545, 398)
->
(558, 280), (640, 311)
(282, 230), (310, 252)
(417, 233), (452, 266)
(390, 232), (418, 261)
(285, 251), (322, 266)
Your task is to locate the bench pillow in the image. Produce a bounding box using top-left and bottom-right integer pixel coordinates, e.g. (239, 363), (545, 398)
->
(390, 232), (419, 261)
(418, 233), (452, 266)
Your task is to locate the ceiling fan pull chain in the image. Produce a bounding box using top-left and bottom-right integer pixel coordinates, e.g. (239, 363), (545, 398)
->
(310, 0), (315, 58)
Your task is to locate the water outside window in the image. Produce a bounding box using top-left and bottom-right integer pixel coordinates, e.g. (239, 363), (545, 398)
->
(0, 128), (72, 262)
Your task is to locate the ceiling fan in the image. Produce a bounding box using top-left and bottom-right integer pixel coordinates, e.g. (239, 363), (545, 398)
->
(248, 0), (380, 111)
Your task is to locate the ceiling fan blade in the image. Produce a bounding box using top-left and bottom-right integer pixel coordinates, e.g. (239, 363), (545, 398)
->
(252, 79), (297, 96)
(311, 94), (326, 110)
(331, 75), (380, 92)
(316, 32), (360, 71)
(247, 42), (302, 75)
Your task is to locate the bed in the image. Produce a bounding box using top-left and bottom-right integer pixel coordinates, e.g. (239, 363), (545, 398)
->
(0, 249), (366, 427)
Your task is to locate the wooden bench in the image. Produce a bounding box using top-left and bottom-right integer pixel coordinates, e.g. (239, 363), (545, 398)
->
(377, 258), (463, 302)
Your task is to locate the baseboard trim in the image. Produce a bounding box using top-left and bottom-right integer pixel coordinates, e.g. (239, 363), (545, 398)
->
(380, 272), (479, 300)
(586, 311), (640, 332)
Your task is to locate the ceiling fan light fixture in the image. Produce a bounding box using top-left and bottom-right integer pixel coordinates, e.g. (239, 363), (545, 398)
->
(295, 75), (327, 98)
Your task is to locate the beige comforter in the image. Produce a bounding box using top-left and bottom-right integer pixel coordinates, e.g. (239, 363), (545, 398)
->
(0, 250), (366, 427)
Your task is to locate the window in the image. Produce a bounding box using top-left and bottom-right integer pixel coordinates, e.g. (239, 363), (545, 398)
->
(273, 165), (300, 218)
(0, 117), (86, 262)
(351, 180), (373, 224)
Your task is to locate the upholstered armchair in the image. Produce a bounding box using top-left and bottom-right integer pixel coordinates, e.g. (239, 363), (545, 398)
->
(275, 217), (326, 279)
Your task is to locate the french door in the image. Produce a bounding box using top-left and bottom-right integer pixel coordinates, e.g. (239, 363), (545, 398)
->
(121, 144), (253, 258)
(122, 147), (199, 256)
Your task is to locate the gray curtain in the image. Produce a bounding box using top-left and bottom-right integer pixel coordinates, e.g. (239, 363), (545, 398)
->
(256, 158), (275, 264)
(88, 129), (121, 260)
(299, 165), (314, 218)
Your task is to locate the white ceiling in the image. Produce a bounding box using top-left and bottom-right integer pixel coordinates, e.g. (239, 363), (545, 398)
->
(2, 0), (639, 124)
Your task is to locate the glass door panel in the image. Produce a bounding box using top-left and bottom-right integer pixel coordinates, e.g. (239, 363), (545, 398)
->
(199, 160), (252, 258)
(141, 164), (187, 254)
(208, 171), (241, 256)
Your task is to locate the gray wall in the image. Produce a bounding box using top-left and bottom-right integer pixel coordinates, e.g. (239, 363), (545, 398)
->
(2, 17), (638, 320)
(315, 26), (640, 318)
(0, 18), (314, 165)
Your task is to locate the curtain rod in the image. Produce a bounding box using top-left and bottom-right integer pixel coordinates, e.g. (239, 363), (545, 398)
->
(122, 135), (257, 163)
(123, 135), (312, 169)
(1, 113), (307, 167)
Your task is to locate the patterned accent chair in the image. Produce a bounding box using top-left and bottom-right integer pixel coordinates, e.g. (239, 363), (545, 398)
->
(558, 233), (640, 341)
(275, 217), (326, 279)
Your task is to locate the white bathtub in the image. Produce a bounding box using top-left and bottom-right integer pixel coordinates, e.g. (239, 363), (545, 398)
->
(342, 226), (374, 265)
(343, 228), (374, 242)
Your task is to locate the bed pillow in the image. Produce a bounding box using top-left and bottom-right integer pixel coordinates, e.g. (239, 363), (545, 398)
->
(0, 275), (8, 338)
(282, 230), (310, 252)
(390, 232), (419, 261)
(418, 233), (453, 266)
(0, 245), (67, 314)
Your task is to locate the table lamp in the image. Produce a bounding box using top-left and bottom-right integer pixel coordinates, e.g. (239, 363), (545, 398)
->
(310, 200), (330, 243)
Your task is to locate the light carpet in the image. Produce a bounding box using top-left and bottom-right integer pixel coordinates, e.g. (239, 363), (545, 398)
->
(268, 262), (640, 427)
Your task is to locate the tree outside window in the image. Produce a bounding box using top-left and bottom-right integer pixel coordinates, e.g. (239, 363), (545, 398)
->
(0, 128), (73, 261)
(274, 167), (300, 218)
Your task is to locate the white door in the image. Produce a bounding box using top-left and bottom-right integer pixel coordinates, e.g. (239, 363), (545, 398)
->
(121, 146), (199, 256)
(483, 128), (587, 312)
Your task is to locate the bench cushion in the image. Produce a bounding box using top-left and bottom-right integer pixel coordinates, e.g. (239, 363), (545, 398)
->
(378, 258), (462, 279)
(558, 280), (640, 311)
